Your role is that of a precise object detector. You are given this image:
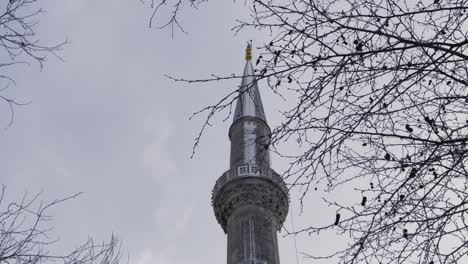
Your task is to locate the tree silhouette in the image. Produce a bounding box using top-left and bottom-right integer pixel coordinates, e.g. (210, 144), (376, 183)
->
(0, 186), (122, 264)
(0, 0), (66, 126)
(158, 0), (468, 263)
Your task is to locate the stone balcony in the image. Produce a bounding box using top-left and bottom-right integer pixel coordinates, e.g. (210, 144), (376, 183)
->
(211, 164), (289, 206)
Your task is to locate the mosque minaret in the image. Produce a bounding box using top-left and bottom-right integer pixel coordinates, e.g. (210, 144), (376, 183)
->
(211, 43), (289, 264)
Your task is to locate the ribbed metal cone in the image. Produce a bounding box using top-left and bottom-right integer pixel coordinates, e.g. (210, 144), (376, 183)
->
(232, 60), (267, 123)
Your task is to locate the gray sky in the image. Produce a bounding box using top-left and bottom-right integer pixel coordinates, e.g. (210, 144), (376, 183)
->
(1, 1), (342, 263)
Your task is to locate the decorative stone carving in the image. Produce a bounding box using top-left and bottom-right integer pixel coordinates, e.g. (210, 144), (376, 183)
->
(212, 164), (288, 200)
(212, 170), (289, 233)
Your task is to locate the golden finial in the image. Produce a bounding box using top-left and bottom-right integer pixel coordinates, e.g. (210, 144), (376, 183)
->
(245, 41), (252, 61)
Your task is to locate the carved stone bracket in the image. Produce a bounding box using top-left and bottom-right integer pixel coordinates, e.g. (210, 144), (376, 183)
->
(212, 171), (289, 233)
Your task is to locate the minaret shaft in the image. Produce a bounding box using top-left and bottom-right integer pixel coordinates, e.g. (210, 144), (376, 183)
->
(229, 117), (270, 169)
(212, 43), (289, 264)
(227, 206), (280, 264)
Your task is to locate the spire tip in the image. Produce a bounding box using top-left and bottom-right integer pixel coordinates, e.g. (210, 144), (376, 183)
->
(245, 41), (252, 61)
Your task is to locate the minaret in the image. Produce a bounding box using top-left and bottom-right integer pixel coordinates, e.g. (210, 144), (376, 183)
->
(212, 43), (289, 264)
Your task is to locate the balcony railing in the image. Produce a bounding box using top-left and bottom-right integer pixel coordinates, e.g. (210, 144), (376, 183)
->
(212, 164), (289, 203)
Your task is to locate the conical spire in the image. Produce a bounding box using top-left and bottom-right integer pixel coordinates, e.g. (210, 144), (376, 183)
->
(232, 43), (267, 123)
(229, 43), (271, 168)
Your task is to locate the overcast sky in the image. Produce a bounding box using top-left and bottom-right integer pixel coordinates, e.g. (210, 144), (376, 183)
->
(1, 1), (343, 263)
